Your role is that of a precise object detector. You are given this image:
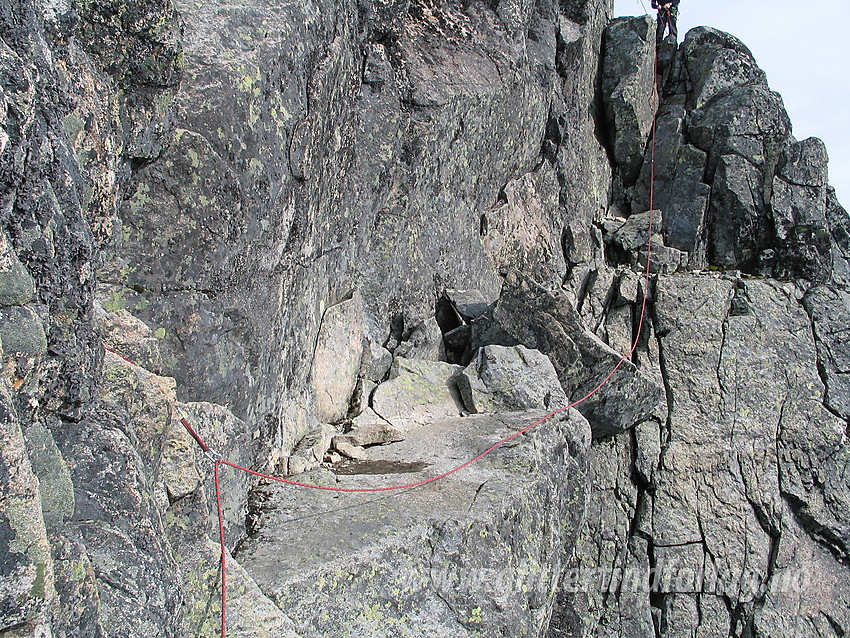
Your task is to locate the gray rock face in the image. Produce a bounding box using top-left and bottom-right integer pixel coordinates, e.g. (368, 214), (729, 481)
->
(0, 378), (54, 635)
(238, 409), (592, 638)
(557, 273), (850, 637)
(771, 138), (833, 281)
(22, 423), (74, 530)
(0, 234), (35, 306)
(827, 188), (850, 285)
(457, 345), (568, 414)
(371, 358), (464, 430)
(310, 293), (365, 423)
(627, 26), (841, 283)
(94, 0), (590, 426)
(473, 273), (663, 438)
(0, 306), (46, 357)
(802, 285), (850, 421)
(394, 317), (446, 361)
(601, 15), (656, 184)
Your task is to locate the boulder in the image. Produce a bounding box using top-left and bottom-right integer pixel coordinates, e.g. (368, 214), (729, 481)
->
(637, 238), (687, 274)
(443, 324), (472, 351)
(610, 210), (660, 251)
(601, 15), (657, 183)
(371, 358), (464, 430)
(688, 84), (790, 172)
(332, 439), (368, 460)
(0, 233), (35, 306)
(445, 289), (490, 323)
(334, 419), (404, 448)
(0, 306), (46, 357)
(361, 341), (393, 383)
(292, 424), (337, 465)
(394, 317), (445, 361)
(473, 273), (663, 438)
(94, 301), (165, 375)
(311, 293), (365, 423)
(457, 345), (567, 414)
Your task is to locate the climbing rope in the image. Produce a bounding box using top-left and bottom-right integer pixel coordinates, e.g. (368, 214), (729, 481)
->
(103, 33), (661, 638)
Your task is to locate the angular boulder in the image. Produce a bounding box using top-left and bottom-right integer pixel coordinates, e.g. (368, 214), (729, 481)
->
(333, 420), (404, 448)
(472, 273), (663, 438)
(394, 317), (446, 361)
(371, 358), (464, 430)
(310, 293), (365, 423)
(457, 345), (567, 414)
(0, 233), (35, 306)
(601, 15), (657, 183)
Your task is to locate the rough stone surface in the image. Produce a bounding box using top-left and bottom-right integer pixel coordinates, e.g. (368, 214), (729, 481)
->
(0, 233), (35, 306)
(802, 285), (850, 420)
(827, 187), (850, 286)
(609, 210), (659, 251)
(631, 106), (711, 265)
(94, 301), (165, 376)
(371, 358), (464, 430)
(771, 138), (832, 281)
(289, 424), (337, 472)
(445, 289), (490, 323)
(22, 422), (75, 531)
(93, 0), (590, 429)
(394, 317), (445, 361)
(361, 341), (394, 384)
(601, 15), (656, 184)
(334, 420), (404, 448)
(473, 273), (663, 438)
(628, 25), (844, 284)
(560, 273), (850, 637)
(0, 378), (54, 635)
(238, 409), (592, 638)
(0, 306), (47, 358)
(457, 345), (568, 414)
(311, 293), (365, 424)
(332, 439), (368, 460)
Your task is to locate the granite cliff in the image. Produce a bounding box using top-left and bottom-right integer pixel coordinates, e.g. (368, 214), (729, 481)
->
(1, 0), (848, 636)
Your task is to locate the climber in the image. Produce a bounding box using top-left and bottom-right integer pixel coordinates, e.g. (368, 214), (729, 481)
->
(651, 0), (679, 45)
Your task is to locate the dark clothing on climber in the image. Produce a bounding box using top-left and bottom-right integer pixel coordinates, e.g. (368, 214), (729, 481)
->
(652, 0), (679, 45)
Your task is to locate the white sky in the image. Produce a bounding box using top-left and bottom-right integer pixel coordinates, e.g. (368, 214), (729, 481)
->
(614, 0), (850, 208)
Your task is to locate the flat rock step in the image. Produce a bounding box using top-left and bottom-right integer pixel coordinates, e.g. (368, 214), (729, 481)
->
(236, 409), (591, 638)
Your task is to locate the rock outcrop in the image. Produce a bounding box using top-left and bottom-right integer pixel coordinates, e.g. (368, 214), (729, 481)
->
(1, 0), (849, 636)
(238, 408), (592, 638)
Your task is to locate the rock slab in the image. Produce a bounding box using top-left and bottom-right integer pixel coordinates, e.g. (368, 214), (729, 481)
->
(238, 409), (591, 638)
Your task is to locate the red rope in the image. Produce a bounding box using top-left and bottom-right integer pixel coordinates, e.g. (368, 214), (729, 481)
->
(213, 460), (226, 638)
(102, 40), (661, 638)
(218, 299), (652, 493)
